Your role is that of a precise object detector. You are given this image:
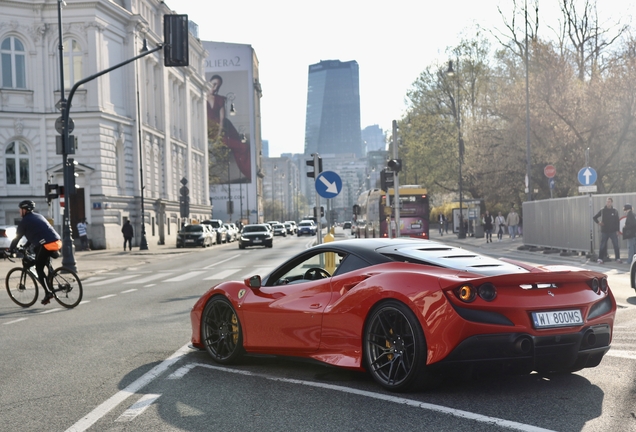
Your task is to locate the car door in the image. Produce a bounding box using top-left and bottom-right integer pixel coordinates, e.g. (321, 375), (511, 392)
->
(240, 250), (343, 352)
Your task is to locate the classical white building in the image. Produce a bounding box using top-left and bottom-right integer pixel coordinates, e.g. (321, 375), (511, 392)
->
(0, 0), (211, 249)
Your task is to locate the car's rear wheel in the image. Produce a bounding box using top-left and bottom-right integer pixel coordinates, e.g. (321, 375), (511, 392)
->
(364, 300), (430, 392)
(201, 296), (244, 364)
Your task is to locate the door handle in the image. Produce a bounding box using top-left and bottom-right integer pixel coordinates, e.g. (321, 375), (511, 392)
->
(309, 303), (322, 309)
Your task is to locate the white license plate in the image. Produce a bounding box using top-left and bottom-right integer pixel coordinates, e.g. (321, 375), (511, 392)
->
(186, 239), (194, 243)
(531, 310), (583, 329)
(411, 224), (421, 229)
(253, 239), (262, 243)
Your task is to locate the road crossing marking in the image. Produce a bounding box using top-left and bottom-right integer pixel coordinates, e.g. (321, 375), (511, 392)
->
(203, 269), (242, 280)
(607, 349), (636, 360)
(164, 271), (206, 282)
(40, 308), (62, 314)
(124, 273), (170, 284)
(242, 267), (275, 280)
(203, 254), (242, 269)
(98, 294), (116, 300)
(121, 289), (137, 293)
(85, 275), (138, 287)
(3, 318), (28, 325)
(115, 394), (161, 423)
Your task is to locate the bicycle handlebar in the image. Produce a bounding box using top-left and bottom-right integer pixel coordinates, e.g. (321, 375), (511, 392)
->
(1, 249), (15, 263)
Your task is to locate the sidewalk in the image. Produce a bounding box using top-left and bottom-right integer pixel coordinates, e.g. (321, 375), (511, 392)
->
(428, 228), (628, 272)
(0, 243), (194, 280)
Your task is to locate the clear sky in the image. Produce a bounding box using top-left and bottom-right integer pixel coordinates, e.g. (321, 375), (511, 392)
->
(168, 0), (631, 157)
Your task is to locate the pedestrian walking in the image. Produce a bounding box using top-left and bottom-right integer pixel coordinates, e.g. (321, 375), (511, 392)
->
(506, 207), (520, 239)
(483, 211), (494, 243)
(121, 220), (134, 251)
(495, 212), (505, 242)
(622, 203), (636, 264)
(77, 218), (90, 251)
(438, 213), (446, 236)
(593, 197), (621, 264)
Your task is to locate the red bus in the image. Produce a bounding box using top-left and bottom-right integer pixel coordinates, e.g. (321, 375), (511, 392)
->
(354, 186), (430, 239)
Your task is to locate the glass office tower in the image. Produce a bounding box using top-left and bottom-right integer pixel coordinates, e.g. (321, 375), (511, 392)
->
(304, 60), (362, 158)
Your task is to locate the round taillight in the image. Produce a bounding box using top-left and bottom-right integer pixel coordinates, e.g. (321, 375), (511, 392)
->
(590, 278), (600, 294)
(457, 284), (476, 302)
(600, 278), (608, 293)
(478, 283), (497, 301)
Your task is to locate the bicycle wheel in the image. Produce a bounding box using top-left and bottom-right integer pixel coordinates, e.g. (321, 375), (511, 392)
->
(6, 268), (39, 307)
(49, 267), (83, 308)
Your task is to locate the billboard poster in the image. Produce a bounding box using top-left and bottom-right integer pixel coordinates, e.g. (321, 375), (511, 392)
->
(203, 41), (258, 223)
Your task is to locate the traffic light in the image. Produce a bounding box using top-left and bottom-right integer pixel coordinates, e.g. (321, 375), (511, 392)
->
(387, 159), (402, 173)
(380, 169), (394, 192)
(179, 184), (190, 218)
(306, 154), (323, 178)
(352, 204), (360, 216)
(313, 206), (325, 218)
(164, 14), (189, 67)
(45, 182), (59, 205)
(67, 158), (78, 195)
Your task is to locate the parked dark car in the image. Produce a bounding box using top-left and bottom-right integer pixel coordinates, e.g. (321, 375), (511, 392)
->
(177, 224), (214, 248)
(202, 219), (227, 244)
(238, 224), (273, 249)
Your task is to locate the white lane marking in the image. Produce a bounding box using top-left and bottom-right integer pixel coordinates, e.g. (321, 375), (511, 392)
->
(84, 275), (137, 287)
(168, 362), (555, 432)
(79, 300), (90, 305)
(124, 273), (172, 285)
(167, 362), (198, 380)
(40, 308), (63, 314)
(164, 271), (206, 282)
(97, 294), (116, 300)
(203, 254), (242, 269)
(121, 289), (137, 294)
(65, 343), (193, 432)
(114, 394), (161, 423)
(144, 284), (156, 288)
(203, 269), (242, 280)
(606, 350), (636, 360)
(83, 276), (108, 283)
(3, 318), (28, 325)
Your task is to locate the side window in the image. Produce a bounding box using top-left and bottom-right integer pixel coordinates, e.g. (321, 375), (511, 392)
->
(63, 38), (83, 88)
(1, 36), (26, 89)
(5, 141), (30, 185)
(271, 251), (345, 285)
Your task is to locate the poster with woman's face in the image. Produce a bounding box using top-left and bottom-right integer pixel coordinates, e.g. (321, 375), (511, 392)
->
(206, 70), (251, 185)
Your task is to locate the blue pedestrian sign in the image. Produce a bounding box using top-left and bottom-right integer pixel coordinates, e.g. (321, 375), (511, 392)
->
(549, 178), (555, 189)
(315, 171), (342, 199)
(578, 167), (597, 186)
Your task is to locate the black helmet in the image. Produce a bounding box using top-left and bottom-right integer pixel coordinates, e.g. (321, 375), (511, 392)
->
(18, 200), (35, 211)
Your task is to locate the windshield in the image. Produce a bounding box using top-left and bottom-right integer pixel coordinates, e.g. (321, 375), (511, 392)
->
(182, 225), (203, 233)
(299, 222), (312, 227)
(243, 225), (268, 233)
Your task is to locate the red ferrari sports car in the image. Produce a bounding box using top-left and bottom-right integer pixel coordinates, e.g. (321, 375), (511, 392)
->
(190, 238), (616, 392)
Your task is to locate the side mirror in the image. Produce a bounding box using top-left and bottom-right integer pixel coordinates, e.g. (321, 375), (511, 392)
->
(244, 275), (261, 289)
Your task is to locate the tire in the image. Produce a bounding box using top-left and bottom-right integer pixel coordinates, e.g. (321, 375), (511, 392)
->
(239, 244), (245, 249)
(49, 267), (83, 308)
(6, 268), (38, 307)
(363, 300), (431, 392)
(201, 296), (244, 364)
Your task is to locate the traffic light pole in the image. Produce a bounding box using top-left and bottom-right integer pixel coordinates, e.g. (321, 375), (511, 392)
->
(392, 120), (401, 238)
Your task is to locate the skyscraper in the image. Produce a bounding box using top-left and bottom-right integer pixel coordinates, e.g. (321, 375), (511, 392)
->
(304, 60), (362, 158)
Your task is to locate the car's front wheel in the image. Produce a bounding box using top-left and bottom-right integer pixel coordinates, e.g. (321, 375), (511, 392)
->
(364, 300), (431, 392)
(201, 296), (244, 364)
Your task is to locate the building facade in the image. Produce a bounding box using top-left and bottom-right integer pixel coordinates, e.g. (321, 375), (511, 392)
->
(304, 60), (362, 158)
(0, 0), (210, 249)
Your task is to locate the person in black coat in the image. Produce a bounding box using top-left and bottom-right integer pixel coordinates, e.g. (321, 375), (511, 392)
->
(593, 197), (621, 263)
(121, 220), (134, 251)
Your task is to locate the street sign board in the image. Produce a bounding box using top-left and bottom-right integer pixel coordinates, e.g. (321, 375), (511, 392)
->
(549, 178), (555, 189)
(578, 185), (597, 193)
(577, 167), (597, 185)
(544, 165), (556, 178)
(315, 171), (342, 199)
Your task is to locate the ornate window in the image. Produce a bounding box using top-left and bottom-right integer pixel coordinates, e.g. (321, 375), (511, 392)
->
(5, 141), (30, 185)
(63, 39), (83, 88)
(1, 36), (26, 89)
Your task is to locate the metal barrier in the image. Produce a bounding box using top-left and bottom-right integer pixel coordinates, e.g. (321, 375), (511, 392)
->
(522, 193), (636, 256)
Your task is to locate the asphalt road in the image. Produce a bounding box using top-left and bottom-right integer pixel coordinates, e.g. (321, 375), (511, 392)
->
(0, 229), (634, 432)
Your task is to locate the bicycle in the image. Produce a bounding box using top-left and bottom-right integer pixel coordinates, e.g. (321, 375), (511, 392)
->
(3, 247), (83, 308)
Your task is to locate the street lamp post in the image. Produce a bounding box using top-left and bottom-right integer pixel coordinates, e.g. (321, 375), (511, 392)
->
(446, 60), (466, 239)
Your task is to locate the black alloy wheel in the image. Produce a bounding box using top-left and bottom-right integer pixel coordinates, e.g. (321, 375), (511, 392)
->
(201, 296), (244, 364)
(364, 300), (430, 392)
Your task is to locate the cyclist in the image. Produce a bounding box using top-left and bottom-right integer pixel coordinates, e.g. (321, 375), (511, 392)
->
(8, 200), (62, 305)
